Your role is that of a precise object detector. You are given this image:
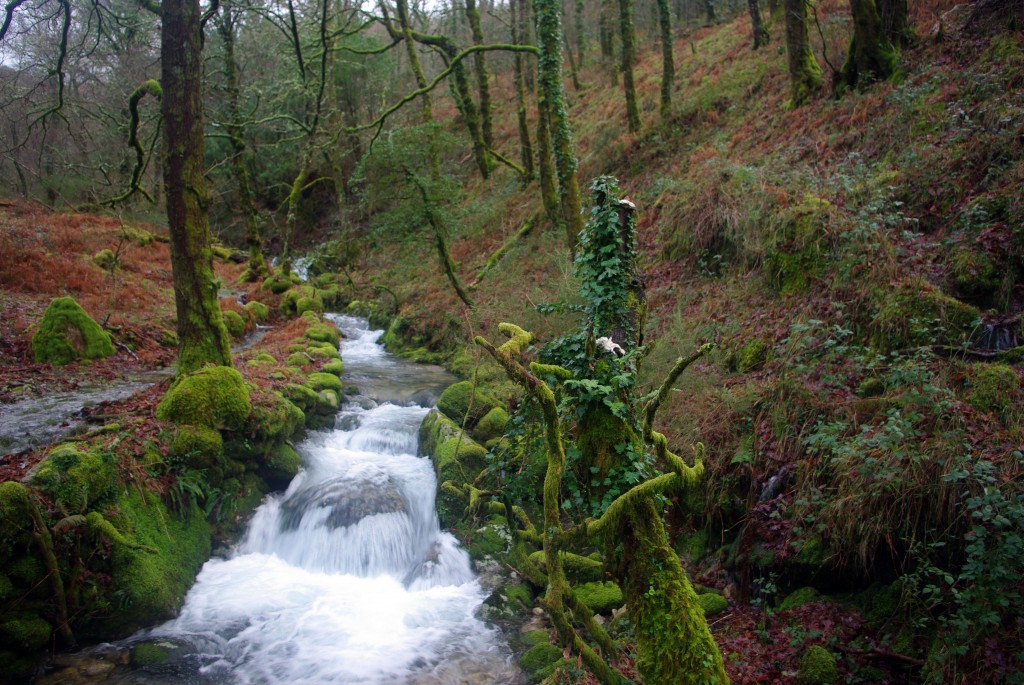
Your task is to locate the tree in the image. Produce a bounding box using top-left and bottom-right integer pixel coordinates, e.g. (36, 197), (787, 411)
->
(748, 0), (769, 49)
(656, 0), (675, 121)
(838, 0), (897, 90)
(464, 0), (494, 149)
(783, 0), (823, 106)
(617, 0), (642, 132)
(161, 0), (233, 373)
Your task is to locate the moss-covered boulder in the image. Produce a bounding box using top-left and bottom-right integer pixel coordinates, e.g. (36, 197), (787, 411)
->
(261, 273), (292, 294)
(92, 248), (117, 271)
(243, 300), (270, 323)
(528, 550), (605, 583)
(697, 592), (728, 616)
(30, 444), (117, 513)
(261, 442), (301, 490)
(247, 391), (305, 443)
(247, 352), (277, 366)
(282, 383), (319, 413)
(31, 297), (115, 365)
(169, 425), (224, 472)
(0, 613), (51, 650)
(0, 481), (33, 543)
(950, 246), (1001, 301)
(419, 410), (490, 527)
(321, 359), (344, 376)
(306, 372), (343, 393)
(471, 406), (508, 444)
(797, 645), (839, 684)
(966, 363), (1020, 417)
(575, 581), (625, 614)
(780, 586), (821, 612)
(315, 389), (340, 415)
(436, 381), (503, 429)
(307, 345), (341, 361)
(280, 286), (323, 317)
(156, 366), (251, 431)
(519, 643), (562, 681)
(766, 196), (831, 294)
(870, 279), (981, 352)
(304, 323), (340, 347)
(223, 310), (246, 339)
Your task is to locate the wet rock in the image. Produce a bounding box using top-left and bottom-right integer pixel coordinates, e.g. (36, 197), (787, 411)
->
(279, 474), (406, 530)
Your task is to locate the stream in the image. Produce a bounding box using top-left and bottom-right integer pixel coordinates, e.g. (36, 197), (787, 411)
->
(44, 315), (519, 684)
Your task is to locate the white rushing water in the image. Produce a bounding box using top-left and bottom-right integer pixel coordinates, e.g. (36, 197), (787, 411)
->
(136, 316), (516, 685)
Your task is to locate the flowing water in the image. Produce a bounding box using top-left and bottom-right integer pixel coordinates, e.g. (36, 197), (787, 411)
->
(66, 315), (518, 685)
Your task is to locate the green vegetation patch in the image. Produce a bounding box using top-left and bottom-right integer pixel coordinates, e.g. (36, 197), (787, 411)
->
(32, 444), (117, 513)
(797, 645), (838, 684)
(528, 550), (605, 583)
(223, 310), (246, 339)
(243, 301), (270, 323)
(436, 381), (502, 429)
(575, 581), (625, 614)
(0, 613), (51, 650)
(870, 279), (981, 352)
(966, 363), (1020, 419)
(471, 406), (508, 444)
(156, 366), (252, 431)
(697, 592), (728, 616)
(780, 586), (821, 612)
(31, 296), (116, 365)
(519, 642), (562, 674)
(306, 372), (343, 393)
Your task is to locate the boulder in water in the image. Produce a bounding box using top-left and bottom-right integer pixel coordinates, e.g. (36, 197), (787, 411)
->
(279, 473), (406, 530)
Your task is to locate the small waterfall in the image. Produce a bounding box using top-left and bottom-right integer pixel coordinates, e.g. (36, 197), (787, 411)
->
(131, 315), (515, 684)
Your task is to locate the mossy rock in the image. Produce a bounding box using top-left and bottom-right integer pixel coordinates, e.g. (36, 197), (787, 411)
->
(766, 197), (830, 294)
(99, 490), (211, 636)
(282, 383), (319, 412)
(223, 310), (246, 339)
(0, 481), (33, 542)
(123, 226), (153, 246)
(261, 442), (301, 490)
(528, 550), (605, 583)
(308, 345), (340, 361)
(966, 363), (1020, 417)
(31, 297), (115, 365)
(471, 406), (508, 444)
(247, 352), (277, 366)
(158, 329), (178, 348)
(519, 642), (562, 675)
(466, 521), (510, 559)
(870, 279), (981, 352)
(697, 592), (728, 616)
(321, 359), (344, 376)
(734, 339), (770, 373)
(169, 426), (224, 470)
(261, 274), (292, 295)
(950, 246), (1000, 301)
(306, 372), (343, 393)
(304, 323), (340, 347)
(132, 641), (172, 666)
(797, 645), (838, 685)
(31, 444), (117, 513)
(280, 286), (322, 317)
(0, 613), (51, 651)
(419, 410), (489, 526)
(243, 301), (270, 323)
(286, 352), (309, 367)
(521, 630), (551, 647)
(780, 586), (821, 612)
(93, 248), (117, 271)
(575, 581), (624, 614)
(436, 381), (502, 429)
(315, 389), (340, 415)
(156, 366), (251, 431)
(247, 391), (305, 442)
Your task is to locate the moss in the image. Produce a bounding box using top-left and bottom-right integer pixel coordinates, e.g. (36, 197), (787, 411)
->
(521, 630), (551, 647)
(420, 410), (489, 526)
(315, 389), (340, 415)
(304, 323), (340, 347)
(306, 372), (343, 393)
(697, 592), (728, 616)
(780, 586), (821, 611)
(528, 550), (605, 582)
(321, 359), (344, 376)
(436, 381), (502, 428)
(519, 642), (562, 674)
(286, 352), (309, 367)
(283, 383), (319, 412)
(950, 246), (1000, 301)
(156, 366), (251, 431)
(132, 641), (171, 666)
(966, 363), (1019, 416)
(222, 310), (246, 339)
(797, 645), (838, 685)
(31, 297), (116, 365)
(280, 286), (322, 317)
(0, 481), (33, 541)
(766, 197), (829, 294)
(467, 523), (509, 559)
(735, 339), (769, 373)
(471, 406), (508, 444)
(678, 528), (710, 562)
(243, 300), (269, 322)
(575, 581), (625, 614)
(170, 425), (224, 469)
(308, 345), (340, 361)
(100, 490), (211, 635)
(856, 377), (885, 397)
(0, 613), (51, 650)
(503, 582), (533, 609)
(93, 248), (117, 271)
(7, 556), (43, 585)
(871, 279), (981, 352)
(32, 444), (117, 513)
(261, 273), (292, 295)
(0, 574), (11, 601)
(247, 391), (305, 442)
(262, 442), (301, 489)
(158, 329), (178, 348)
(124, 226), (153, 246)
(247, 352), (277, 366)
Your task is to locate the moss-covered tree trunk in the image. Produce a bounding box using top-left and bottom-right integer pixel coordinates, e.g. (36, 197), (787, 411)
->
(536, 95), (560, 226)
(465, 0), (494, 149)
(574, 0), (586, 67)
(839, 0), (897, 90)
(783, 0), (823, 106)
(656, 0), (675, 121)
(877, 0), (912, 46)
(705, 0), (716, 23)
(534, 0), (584, 251)
(395, 0), (440, 180)
(617, 0), (642, 132)
(161, 0), (232, 374)
(217, 2), (267, 283)
(511, 0), (535, 180)
(748, 0), (769, 49)
(600, 0), (618, 87)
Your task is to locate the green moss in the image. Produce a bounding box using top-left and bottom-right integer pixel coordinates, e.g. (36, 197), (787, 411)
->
(132, 641), (171, 666)
(247, 391), (305, 442)
(315, 389), (340, 415)
(262, 442), (301, 489)
(950, 246), (1000, 300)
(467, 523), (509, 559)
(308, 345), (341, 361)
(158, 329), (178, 348)
(223, 310), (246, 339)
(856, 377), (885, 398)
(521, 630), (551, 647)
(280, 286), (322, 317)
(0, 613), (51, 650)
(156, 366), (251, 431)
(170, 425), (224, 470)
(766, 198), (829, 294)
(306, 372), (343, 393)
(697, 592), (728, 616)
(261, 274), (292, 294)
(7, 556), (43, 585)
(31, 297), (115, 365)
(247, 352), (277, 366)
(286, 352), (308, 367)
(100, 490), (211, 635)
(575, 581), (625, 614)
(797, 645), (838, 685)
(124, 226), (153, 246)
(678, 528), (710, 562)
(243, 301), (270, 323)
(436, 381), (502, 428)
(503, 582), (533, 609)
(304, 323), (340, 347)
(283, 383), (319, 412)
(527, 550), (605, 582)
(0, 574), (11, 601)
(735, 339), (769, 373)
(93, 248), (117, 271)
(966, 363), (1019, 416)
(471, 406), (508, 444)
(0, 481), (33, 540)
(321, 359), (344, 376)
(519, 642), (562, 674)
(32, 444), (116, 513)
(871, 279), (981, 352)
(780, 586), (821, 611)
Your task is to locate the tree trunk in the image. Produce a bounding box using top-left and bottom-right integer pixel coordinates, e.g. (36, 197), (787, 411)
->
(783, 0), (823, 106)
(706, 0), (716, 23)
(465, 0), (494, 149)
(574, 0), (585, 67)
(161, 0), (232, 374)
(536, 95), (561, 227)
(617, 0), (642, 132)
(600, 0), (618, 87)
(533, 0), (584, 251)
(877, 0), (912, 46)
(839, 0), (897, 90)
(656, 0), (675, 121)
(511, 0), (535, 180)
(748, 0), (769, 48)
